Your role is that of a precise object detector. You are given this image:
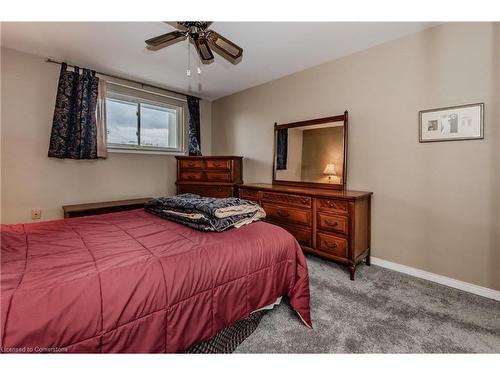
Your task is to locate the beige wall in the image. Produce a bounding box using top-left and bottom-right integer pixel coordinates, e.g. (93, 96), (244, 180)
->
(212, 23), (500, 290)
(0, 47), (212, 224)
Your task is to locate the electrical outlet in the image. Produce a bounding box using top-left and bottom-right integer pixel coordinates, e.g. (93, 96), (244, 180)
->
(31, 208), (42, 220)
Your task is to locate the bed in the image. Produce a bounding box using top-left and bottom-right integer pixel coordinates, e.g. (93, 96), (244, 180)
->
(0, 209), (311, 353)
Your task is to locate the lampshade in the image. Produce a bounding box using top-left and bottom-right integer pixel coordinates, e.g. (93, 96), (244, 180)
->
(323, 163), (336, 175)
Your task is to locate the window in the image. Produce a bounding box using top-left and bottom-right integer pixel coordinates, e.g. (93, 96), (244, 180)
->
(106, 89), (185, 154)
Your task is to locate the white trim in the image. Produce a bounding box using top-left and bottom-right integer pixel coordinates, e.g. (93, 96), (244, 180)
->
(370, 257), (500, 301)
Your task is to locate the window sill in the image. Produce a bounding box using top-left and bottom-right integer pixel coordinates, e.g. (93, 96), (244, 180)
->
(107, 146), (186, 156)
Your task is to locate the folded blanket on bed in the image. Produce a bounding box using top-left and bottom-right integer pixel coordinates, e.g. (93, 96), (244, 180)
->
(144, 194), (266, 232)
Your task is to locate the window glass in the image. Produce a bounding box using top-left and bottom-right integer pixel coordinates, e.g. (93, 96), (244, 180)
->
(140, 103), (178, 149)
(106, 98), (138, 146)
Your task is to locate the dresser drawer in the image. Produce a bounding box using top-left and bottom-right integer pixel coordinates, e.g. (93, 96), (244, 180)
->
(180, 171), (203, 181)
(316, 232), (348, 258)
(280, 224), (312, 247)
(261, 192), (311, 208)
(180, 159), (203, 169)
(317, 198), (348, 214)
(263, 203), (311, 227)
(239, 188), (259, 201)
(178, 184), (233, 198)
(317, 212), (348, 235)
(205, 159), (231, 170)
(205, 171), (231, 182)
(181, 172), (203, 181)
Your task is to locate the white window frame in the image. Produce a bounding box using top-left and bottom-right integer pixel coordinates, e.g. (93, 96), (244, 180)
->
(106, 88), (187, 155)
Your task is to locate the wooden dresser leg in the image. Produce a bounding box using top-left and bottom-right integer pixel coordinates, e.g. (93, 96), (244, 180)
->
(366, 252), (371, 266)
(349, 266), (356, 281)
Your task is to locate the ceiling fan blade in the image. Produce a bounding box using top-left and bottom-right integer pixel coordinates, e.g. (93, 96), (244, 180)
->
(206, 30), (243, 63)
(145, 30), (186, 50)
(194, 37), (214, 63)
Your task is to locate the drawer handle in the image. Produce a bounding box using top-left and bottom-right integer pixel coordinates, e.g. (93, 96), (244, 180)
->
(187, 175), (196, 180)
(276, 210), (290, 218)
(187, 162), (196, 167)
(301, 198), (309, 205)
(325, 240), (338, 249)
(212, 162), (222, 167)
(325, 220), (338, 227)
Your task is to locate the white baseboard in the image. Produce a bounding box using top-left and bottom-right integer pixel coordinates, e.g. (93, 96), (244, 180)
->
(370, 257), (500, 302)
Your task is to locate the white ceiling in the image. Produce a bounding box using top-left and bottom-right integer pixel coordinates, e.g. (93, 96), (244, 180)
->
(1, 22), (436, 100)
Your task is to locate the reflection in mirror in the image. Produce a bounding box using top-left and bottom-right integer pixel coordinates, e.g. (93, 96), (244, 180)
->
(275, 121), (345, 185)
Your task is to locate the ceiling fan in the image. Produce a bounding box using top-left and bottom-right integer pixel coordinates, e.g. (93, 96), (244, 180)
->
(145, 22), (243, 64)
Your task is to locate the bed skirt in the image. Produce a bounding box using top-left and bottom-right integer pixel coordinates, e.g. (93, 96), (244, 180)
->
(185, 310), (267, 353)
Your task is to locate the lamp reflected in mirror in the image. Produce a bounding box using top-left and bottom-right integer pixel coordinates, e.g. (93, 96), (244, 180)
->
(323, 163), (337, 184)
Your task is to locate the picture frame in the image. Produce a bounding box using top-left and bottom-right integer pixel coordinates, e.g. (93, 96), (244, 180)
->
(419, 103), (484, 143)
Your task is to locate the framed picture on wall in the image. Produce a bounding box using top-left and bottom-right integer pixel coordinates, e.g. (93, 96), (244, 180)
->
(419, 103), (484, 142)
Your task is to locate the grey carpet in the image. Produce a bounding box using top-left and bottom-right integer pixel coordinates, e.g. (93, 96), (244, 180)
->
(235, 254), (500, 353)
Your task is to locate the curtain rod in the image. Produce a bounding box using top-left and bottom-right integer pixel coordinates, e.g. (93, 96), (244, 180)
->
(45, 58), (199, 101)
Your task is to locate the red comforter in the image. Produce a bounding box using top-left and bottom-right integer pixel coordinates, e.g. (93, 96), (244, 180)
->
(1, 209), (311, 353)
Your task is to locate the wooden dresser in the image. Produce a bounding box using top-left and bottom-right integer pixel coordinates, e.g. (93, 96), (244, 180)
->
(176, 156), (243, 198)
(239, 183), (372, 280)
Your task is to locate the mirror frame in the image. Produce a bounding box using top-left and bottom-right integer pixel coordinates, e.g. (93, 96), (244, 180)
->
(272, 111), (348, 190)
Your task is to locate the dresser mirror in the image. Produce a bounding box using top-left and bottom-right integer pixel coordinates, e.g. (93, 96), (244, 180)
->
(273, 112), (348, 190)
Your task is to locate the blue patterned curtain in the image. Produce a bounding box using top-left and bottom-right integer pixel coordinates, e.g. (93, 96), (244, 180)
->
(276, 128), (288, 170)
(187, 95), (202, 156)
(48, 63), (99, 159)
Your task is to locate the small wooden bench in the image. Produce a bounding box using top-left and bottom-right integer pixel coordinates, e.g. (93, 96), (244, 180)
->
(63, 197), (152, 218)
